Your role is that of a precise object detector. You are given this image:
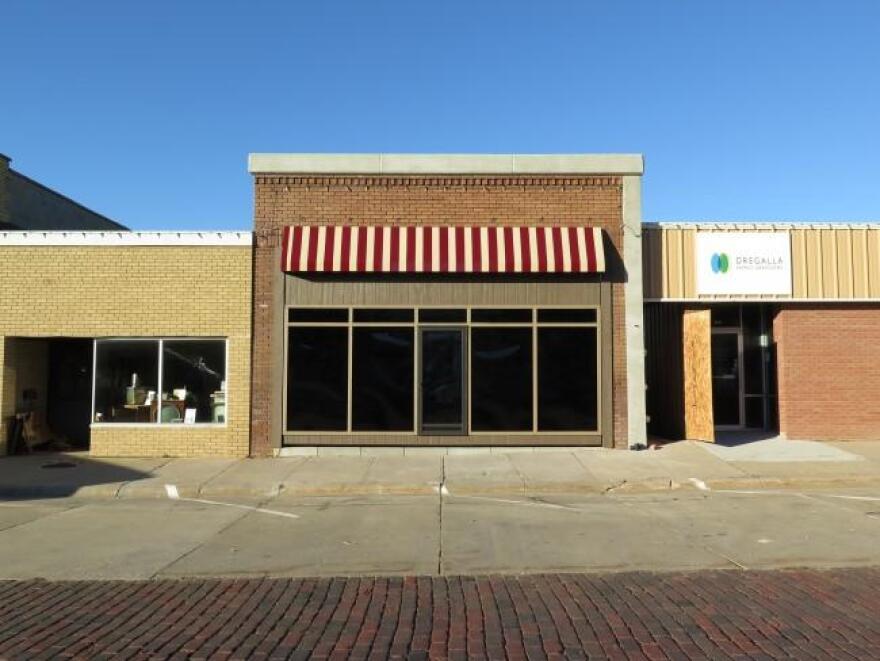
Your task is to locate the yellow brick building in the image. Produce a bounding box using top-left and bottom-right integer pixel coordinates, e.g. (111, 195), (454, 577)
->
(0, 231), (252, 457)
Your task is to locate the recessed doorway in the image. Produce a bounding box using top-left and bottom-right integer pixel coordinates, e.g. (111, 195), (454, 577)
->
(711, 328), (744, 429)
(4, 337), (93, 453)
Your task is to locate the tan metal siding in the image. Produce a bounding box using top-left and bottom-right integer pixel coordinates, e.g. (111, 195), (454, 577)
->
(643, 224), (880, 301)
(869, 230), (880, 296)
(791, 229), (808, 298)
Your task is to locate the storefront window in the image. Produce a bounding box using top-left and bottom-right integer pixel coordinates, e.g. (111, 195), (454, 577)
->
(94, 340), (159, 423)
(471, 327), (533, 431)
(162, 341), (227, 424)
(287, 327), (348, 431)
(93, 339), (227, 425)
(352, 328), (414, 430)
(537, 327), (598, 431)
(284, 306), (601, 436)
(471, 309), (532, 323)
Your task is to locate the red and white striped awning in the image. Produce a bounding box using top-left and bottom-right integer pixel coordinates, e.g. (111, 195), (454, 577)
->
(281, 226), (605, 274)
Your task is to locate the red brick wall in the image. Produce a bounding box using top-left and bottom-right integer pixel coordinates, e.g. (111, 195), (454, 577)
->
(252, 174), (628, 455)
(774, 305), (880, 441)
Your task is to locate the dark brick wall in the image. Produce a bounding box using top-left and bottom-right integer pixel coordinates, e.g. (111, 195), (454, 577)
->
(251, 175), (629, 455)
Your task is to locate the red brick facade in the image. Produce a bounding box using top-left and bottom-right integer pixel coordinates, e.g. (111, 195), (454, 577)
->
(774, 305), (880, 441)
(251, 175), (630, 456)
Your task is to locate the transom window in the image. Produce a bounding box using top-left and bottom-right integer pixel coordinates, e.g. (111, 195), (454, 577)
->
(285, 308), (599, 434)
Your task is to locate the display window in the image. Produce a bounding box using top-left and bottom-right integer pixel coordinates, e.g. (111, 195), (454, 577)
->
(93, 338), (227, 426)
(284, 308), (600, 435)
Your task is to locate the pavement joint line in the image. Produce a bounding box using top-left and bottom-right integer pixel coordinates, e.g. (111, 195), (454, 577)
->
(194, 459), (241, 497)
(438, 457), (446, 576)
(147, 457), (174, 475)
(569, 450), (593, 477)
(0, 501), (84, 535)
(164, 483), (300, 519)
(151, 491), (284, 580)
(615, 493), (754, 572)
(504, 453), (528, 494)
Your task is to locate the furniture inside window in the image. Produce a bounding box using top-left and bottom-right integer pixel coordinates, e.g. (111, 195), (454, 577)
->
(93, 338), (227, 425)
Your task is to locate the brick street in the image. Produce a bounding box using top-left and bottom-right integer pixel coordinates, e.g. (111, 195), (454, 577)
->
(2, 568), (879, 659)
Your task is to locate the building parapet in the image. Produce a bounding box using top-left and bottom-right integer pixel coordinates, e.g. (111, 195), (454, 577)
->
(0, 231), (252, 246)
(248, 153), (644, 176)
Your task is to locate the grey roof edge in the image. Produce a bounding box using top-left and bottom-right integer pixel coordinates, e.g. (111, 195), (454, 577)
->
(8, 168), (129, 231)
(645, 221), (880, 230)
(248, 153), (644, 175)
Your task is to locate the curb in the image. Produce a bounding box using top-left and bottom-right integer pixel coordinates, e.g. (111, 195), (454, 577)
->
(2, 475), (880, 501)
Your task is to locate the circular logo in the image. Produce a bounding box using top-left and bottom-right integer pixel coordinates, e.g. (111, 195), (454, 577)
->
(711, 252), (730, 274)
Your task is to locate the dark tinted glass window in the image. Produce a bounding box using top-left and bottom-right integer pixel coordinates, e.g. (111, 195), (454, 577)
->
(287, 327), (348, 431)
(537, 309), (597, 323)
(712, 305), (740, 327)
(741, 304), (763, 336)
(418, 309), (467, 323)
(537, 328), (598, 431)
(471, 328), (533, 431)
(745, 396), (764, 429)
(162, 340), (226, 424)
(421, 329), (465, 431)
(743, 334), (764, 395)
(353, 309), (414, 323)
(93, 340), (160, 423)
(352, 328), (414, 430)
(288, 308), (348, 323)
(471, 309), (532, 323)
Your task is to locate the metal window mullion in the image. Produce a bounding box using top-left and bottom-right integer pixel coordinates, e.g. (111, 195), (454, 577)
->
(224, 338), (229, 428)
(761, 306), (770, 429)
(596, 311), (602, 435)
(347, 321), (353, 432)
(156, 339), (163, 425)
(91, 339), (98, 424)
(466, 306), (471, 434)
(738, 330), (746, 428)
(414, 328), (419, 433)
(532, 314), (538, 433)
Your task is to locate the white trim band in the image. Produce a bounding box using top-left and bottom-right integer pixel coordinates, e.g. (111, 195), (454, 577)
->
(646, 222), (880, 230)
(0, 231), (252, 246)
(249, 153), (645, 175)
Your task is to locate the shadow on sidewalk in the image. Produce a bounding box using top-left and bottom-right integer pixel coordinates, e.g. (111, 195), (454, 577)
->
(714, 430), (783, 447)
(0, 452), (153, 500)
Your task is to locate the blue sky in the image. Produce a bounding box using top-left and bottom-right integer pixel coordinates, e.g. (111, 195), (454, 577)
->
(2, 1), (878, 230)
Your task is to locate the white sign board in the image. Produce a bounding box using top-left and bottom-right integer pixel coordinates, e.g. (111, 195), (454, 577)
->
(695, 232), (791, 296)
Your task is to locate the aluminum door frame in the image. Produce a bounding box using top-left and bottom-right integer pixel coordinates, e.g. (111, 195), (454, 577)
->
(418, 326), (468, 435)
(711, 326), (745, 430)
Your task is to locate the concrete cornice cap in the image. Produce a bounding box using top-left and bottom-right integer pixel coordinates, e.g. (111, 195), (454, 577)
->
(248, 153), (644, 175)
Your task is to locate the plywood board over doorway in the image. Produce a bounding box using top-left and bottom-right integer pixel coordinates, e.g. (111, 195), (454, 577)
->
(683, 309), (714, 442)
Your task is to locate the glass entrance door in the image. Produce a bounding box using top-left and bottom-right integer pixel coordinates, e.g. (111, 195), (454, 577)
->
(419, 328), (466, 434)
(711, 329), (744, 428)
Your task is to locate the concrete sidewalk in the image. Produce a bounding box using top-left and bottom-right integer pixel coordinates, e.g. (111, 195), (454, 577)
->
(2, 439), (880, 499)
